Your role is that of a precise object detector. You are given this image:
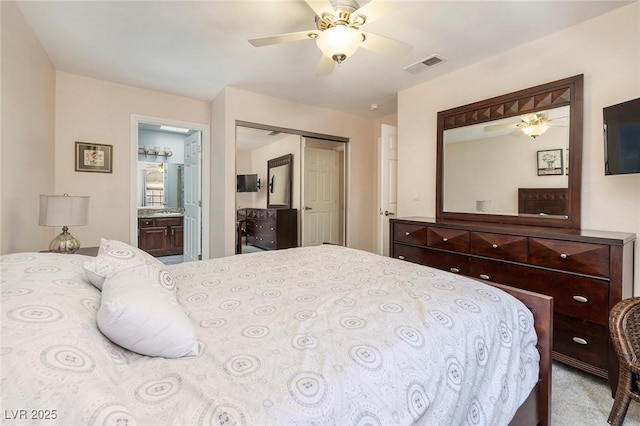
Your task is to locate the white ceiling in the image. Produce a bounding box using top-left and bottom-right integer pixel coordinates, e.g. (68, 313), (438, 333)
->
(17, 0), (630, 118)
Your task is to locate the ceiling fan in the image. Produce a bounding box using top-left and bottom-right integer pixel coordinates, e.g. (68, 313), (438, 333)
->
(484, 111), (567, 138)
(248, 0), (412, 75)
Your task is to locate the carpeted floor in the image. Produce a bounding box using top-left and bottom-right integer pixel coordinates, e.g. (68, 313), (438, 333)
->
(553, 362), (640, 425)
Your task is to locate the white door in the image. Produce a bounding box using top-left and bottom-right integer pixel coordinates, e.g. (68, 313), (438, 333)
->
(302, 146), (340, 246)
(377, 124), (398, 256)
(183, 132), (202, 262)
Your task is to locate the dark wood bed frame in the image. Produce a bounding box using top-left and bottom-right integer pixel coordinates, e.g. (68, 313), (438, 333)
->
(492, 282), (553, 426)
(518, 188), (568, 216)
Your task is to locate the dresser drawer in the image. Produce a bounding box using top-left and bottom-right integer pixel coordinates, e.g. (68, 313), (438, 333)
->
(393, 223), (427, 245)
(469, 258), (609, 325)
(427, 228), (469, 253)
(394, 244), (469, 275)
(554, 314), (609, 371)
(251, 235), (276, 250)
(529, 238), (610, 277)
(470, 232), (528, 263)
(254, 221), (276, 233)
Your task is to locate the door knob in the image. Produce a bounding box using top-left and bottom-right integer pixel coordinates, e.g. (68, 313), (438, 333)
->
(384, 211), (395, 216)
(304, 206), (312, 210)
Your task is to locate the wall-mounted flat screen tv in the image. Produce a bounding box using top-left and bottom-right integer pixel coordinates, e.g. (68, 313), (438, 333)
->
(236, 174), (259, 192)
(604, 97), (640, 175)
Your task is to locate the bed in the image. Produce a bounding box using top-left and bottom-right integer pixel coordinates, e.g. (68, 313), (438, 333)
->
(1, 242), (551, 425)
(518, 188), (568, 216)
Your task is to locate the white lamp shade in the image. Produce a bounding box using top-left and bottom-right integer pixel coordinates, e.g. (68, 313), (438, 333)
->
(316, 25), (363, 60)
(39, 194), (89, 226)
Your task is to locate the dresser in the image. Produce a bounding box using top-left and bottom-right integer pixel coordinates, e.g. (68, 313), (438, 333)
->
(242, 208), (297, 251)
(390, 217), (635, 393)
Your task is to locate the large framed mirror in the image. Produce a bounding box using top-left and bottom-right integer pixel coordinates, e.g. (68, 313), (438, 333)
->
(436, 74), (583, 229)
(267, 154), (293, 209)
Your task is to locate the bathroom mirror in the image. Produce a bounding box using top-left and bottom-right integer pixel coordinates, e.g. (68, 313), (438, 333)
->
(267, 154), (292, 209)
(137, 162), (184, 208)
(436, 74), (583, 229)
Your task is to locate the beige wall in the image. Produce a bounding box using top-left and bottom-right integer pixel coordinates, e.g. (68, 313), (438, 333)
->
(211, 87), (375, 257)
(54, 72), (211, 247)
(1, 1), (56, 254)
(398, 3), (640, 292)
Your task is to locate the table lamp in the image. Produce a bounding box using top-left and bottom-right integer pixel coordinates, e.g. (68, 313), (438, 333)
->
(39, 194), (89, 253)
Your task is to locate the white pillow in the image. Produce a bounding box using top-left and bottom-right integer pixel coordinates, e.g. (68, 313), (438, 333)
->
(97, 271), (198, 358)
(83, 239), (176, 293)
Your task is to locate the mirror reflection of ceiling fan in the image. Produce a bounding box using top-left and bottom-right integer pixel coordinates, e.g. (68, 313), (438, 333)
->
(248, 0), (412, 75)
(484, 111), (567, 138)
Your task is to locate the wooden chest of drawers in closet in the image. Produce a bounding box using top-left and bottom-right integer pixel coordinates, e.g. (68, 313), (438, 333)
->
(390, 217), (635, 393)
(244, 208), (297, 251)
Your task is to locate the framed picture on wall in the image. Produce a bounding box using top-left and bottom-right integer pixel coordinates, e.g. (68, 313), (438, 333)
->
(75, 142), (113, 173)
(537, 149), (563, 176)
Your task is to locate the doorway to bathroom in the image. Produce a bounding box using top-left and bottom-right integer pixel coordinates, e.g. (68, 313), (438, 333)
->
(130, 115), (210, 263)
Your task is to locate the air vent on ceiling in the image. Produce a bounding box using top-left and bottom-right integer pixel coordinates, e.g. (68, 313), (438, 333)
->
(403, 54), (447, 74)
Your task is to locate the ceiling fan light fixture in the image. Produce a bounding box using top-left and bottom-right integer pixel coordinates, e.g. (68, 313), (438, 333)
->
(316, 25), (363, 64)
(522, 124), (550, 138)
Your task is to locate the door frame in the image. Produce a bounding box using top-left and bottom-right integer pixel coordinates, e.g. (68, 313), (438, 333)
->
(235, 121), (348, 247)
(376, 124), (397, 256)
(130, 114), (211, 260)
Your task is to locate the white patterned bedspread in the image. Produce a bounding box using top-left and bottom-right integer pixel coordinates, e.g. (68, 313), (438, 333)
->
(1, 245), (538, 425)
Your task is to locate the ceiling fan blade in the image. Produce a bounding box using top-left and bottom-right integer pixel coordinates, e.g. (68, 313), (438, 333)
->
(360, 31), (412, 57)
(352, 0), (395, 26)
(316, 55), (335, 76)
(249, 30), (317, 47)
(485, 123), (519, 131)
(304, 0), (334, 18)
(548, 116), (568, 122)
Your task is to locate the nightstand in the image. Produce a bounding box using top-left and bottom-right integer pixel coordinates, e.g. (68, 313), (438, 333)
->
(39, 246), (99, 256)
(75, 246), (99, 256)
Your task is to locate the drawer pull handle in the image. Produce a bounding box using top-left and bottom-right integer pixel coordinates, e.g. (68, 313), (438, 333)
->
(443, 238), (448, 242)
(405, 232), (410, 236)
(398, 255), (406, 260)
(492, 244), (498, 249)
(560, 253), (568, 259)
(573, 295), (588, 303)
(479, 274), (490, 280)
(572, 337), (588, 345)
(450, 267), (460, 273)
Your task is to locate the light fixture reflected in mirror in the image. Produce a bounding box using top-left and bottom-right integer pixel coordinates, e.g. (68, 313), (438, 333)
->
(522, 123), (550, 138)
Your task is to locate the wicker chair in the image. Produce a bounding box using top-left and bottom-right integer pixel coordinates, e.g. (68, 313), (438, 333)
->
(608, 297), (640, 426)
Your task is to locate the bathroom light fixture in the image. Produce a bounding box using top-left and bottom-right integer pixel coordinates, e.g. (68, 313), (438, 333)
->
(39, 194), (89, 253)
(160, 125), (189, 133)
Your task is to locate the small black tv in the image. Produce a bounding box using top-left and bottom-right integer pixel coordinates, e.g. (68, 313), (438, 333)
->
(236, 174), (260, 192)
(604, 97), (640, 175)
